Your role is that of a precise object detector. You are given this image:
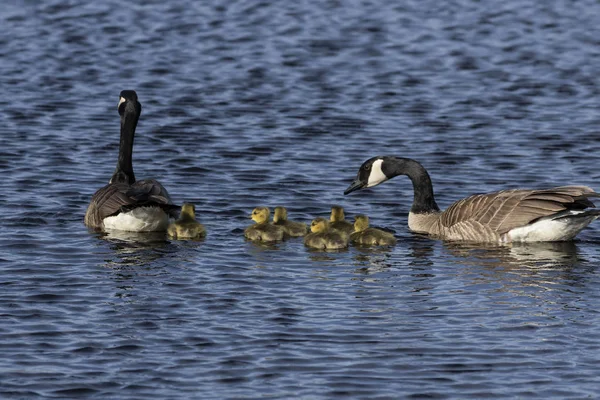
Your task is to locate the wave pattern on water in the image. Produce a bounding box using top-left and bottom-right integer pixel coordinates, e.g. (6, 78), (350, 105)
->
(1, 0), (600, 398)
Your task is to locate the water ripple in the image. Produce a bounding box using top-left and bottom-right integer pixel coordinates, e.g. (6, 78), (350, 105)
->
(2, 0), (600, 398)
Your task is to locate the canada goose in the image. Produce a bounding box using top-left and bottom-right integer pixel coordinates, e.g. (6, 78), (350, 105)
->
(350, 215), (397, 246)
(273, 206), (308, 237)
(245, 207), (285, 242)
(304, 217), (349, 249)
(167, 203), (206, 239)
(84, 90), (179, 232)
(329, 205), (354, 236)
(344, 156), (600, 243)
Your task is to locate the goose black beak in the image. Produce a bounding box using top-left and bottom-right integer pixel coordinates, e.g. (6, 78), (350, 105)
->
(344, 179), (366, 195)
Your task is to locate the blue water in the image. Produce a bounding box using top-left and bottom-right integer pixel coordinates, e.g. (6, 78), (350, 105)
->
(2, 0), (600, 398)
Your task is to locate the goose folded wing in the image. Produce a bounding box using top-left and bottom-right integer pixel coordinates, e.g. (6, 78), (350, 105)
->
(121, 179), (180, 217)
(84, 183), (136, 228)
(440, 186), (599, 235)
(89, 180), (179, 221)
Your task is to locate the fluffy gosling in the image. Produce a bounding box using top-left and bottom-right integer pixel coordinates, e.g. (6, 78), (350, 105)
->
(329, 205), (354, 236)
(273, 206), (308, 237)
(350, 214), (396, 246)
(167, 203), (206, 239)
(245, 207), (285, 242)
(304, 217), (349, 250)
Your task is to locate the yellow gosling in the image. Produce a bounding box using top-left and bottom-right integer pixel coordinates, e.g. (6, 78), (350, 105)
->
(304, 217), (349, 250)
(329, 205), (354, 236)
(245, 207), (285, 242)
(350, 215), (396, 246)
(167, 203), (206, 239)
(273, 206), (308, 237)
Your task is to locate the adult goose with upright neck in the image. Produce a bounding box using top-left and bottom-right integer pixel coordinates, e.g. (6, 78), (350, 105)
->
(344, 156), (600, 243)
(84, 90), (179, 232)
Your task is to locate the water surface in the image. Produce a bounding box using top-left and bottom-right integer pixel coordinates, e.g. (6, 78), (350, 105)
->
(2, 0), (600, 398)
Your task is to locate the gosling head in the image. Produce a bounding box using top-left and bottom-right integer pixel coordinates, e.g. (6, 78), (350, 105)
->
(180, 203), (196, 220)
(354, 214), (370, 232)
(330, 205), (346, 222)
(251, 207), (270, 224)
(310, 217), (329, 233)
(273, 206), (288, 223)
(344, 156), (391, 195)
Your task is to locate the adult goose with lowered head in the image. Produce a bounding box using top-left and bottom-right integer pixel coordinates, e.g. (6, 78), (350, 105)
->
(344, 156), (600, 243)
(84, 90), (179, 232)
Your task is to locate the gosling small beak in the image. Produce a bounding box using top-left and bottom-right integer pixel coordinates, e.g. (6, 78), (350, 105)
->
(344, 179), (366, 195)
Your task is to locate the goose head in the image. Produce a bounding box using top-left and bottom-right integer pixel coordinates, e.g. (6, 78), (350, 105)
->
(251, 207), (270, 224)
(354, 214), (370, 232)
(344, 156), (393, 195)
(273, 206), (288, 223)
(330, 205), (347, 222)
(310, 217), (329, 233)
(118, 90), (141, 116)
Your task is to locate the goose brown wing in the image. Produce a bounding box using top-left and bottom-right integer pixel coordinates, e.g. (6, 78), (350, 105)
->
(121, 179), (179, 217)
(125, 179), (173, 207)
(439, 186), (598, 235)
(84, 179), (178, 229)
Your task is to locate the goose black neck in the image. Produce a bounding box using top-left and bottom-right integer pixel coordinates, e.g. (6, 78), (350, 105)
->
(388, 157), (440, 214)
(111, 103), (140, 184)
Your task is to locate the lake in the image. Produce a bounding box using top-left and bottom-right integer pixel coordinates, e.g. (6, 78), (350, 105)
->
(1, 0), (600, 398)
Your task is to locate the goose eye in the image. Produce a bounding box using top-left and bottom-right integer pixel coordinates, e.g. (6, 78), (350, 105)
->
(364, 165), (371, 171)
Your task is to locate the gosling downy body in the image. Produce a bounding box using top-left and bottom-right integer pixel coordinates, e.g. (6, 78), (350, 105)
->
(350, 215), (396, 246)
(345, 156), (600, 243)
(245, 207), (285, 242)
(304, 217), (349, 250)
(167, 203), (206, 239)
(85, 90), (179, 232)
(273, 206), (308, 237)
(329, 205), (354, 236)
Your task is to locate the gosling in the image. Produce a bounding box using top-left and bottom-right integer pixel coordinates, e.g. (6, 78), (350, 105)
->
(329, 205), (354, 236)
(167, 203), (206, 239)
(350, 215), (396, 246)
(304, 217), (349, 250)
(245, 207), (285, 242)
(273, 206), (308, 237)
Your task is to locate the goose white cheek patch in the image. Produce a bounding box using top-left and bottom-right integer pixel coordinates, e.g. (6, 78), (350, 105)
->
(367, 159), (387, 187)
(118, 97), (126, 109)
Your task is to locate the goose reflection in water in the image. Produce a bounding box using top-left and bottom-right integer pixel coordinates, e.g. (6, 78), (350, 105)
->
(441, 241), (592, 295)
(97, 230), (177, 269)
(444, 241), (580, 270)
